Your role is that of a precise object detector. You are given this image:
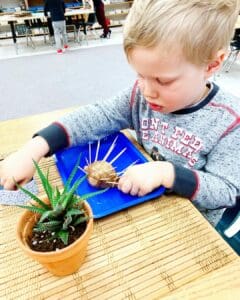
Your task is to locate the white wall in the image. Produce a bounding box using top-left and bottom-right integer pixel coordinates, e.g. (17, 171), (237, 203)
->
(0, 0), (21, 9)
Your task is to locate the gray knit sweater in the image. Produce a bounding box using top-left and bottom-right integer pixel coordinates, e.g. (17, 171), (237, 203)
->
(37, 81), (240, 226)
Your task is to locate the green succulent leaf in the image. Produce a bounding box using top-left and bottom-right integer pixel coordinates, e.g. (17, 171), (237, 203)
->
(15, 181), (50, 210)
(60, 175), (87, 210)
(32, 227), (45, 232)
(62, 155), (82, 195)
(18, 204), (46, 215)
(65, 208), (85, 218)
(39, 210), (52, 223)
(76, 188), (109, 203)
(68, 194), (84, 209)
(53, 203), (65, 215)
(39, 206), (64, 223)
(33, 160), (53, 204)
(35, 220), (62, 231)
(52, 187), (61, 208)
(58, 230), (69, 245)
(62, 215), (72, 230)
(72, 215), (88, 226)
(46, 168), (54, 202)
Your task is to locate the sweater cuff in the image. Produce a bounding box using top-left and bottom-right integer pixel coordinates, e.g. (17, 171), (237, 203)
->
(172, 164), (198, 199)
(33, 122), (70, 156)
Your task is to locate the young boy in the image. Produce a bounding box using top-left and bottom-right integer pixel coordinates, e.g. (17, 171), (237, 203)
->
(44, 0), (69, 54)
(0, 0), (239, 226)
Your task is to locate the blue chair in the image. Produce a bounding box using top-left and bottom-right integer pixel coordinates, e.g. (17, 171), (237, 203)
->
(216, 197), (240, 255)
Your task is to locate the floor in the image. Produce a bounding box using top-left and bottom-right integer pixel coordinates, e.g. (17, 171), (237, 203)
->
(0, 26), (239, 97)
(0, 26), (123, 60)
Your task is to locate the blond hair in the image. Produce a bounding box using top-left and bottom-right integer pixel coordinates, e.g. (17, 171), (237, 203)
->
(123, 0), (240, 65)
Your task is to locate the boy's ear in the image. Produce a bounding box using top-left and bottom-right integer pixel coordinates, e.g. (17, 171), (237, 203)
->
(205, 49), (226, 77)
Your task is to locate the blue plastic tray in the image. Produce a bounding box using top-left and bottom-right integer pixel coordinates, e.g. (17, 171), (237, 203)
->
(54, 132), (165, 218)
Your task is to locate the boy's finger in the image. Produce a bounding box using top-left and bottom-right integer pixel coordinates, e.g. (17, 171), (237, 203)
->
(3, 179), (17, 191)
(119, 178), (132, 194)
(130, 185), (139, 196)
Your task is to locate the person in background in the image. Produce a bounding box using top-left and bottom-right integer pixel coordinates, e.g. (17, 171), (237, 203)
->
(93, 0), (111, 38)
(0, 0), (239, 228)
(44, 0), (69, 54)
(19, 1), (26, 11)
(46, 17), (55, 45)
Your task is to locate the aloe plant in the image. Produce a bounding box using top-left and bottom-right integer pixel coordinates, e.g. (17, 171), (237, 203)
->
(17, 157), (107, 245)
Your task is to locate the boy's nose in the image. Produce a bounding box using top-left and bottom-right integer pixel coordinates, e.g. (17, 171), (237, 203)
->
(143, 78), (158, 99)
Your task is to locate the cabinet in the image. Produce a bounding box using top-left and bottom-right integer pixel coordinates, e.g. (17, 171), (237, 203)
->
(105, 1), (133, 26)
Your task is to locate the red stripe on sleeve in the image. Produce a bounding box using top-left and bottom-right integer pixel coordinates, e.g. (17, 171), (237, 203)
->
(208, 102), (240, 138)
(190, 171), (200, 201)
(52, 121), (71, 146)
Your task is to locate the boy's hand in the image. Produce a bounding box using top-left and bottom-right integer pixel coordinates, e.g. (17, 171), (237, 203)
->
(118, 161), (175, 197)
(0, 136), (49, 190)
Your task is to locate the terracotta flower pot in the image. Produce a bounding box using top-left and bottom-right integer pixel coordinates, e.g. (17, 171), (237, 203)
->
(16, 196), (93, 276)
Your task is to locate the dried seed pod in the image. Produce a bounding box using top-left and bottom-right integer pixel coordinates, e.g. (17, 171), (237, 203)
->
(84, 161), (118, 188)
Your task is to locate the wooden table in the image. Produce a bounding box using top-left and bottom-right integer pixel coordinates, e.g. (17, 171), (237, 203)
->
(0, 8), (94, 25)
(0, 8), (94, 53)
(0, 108), (240, 300)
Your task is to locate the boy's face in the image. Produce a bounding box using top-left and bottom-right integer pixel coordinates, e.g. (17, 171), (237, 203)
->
(129, 46), (210, 113)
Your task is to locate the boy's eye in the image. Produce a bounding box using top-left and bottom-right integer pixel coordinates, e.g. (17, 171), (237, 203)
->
(156, 78), (173, 85)
(137, 74), (175, 85)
